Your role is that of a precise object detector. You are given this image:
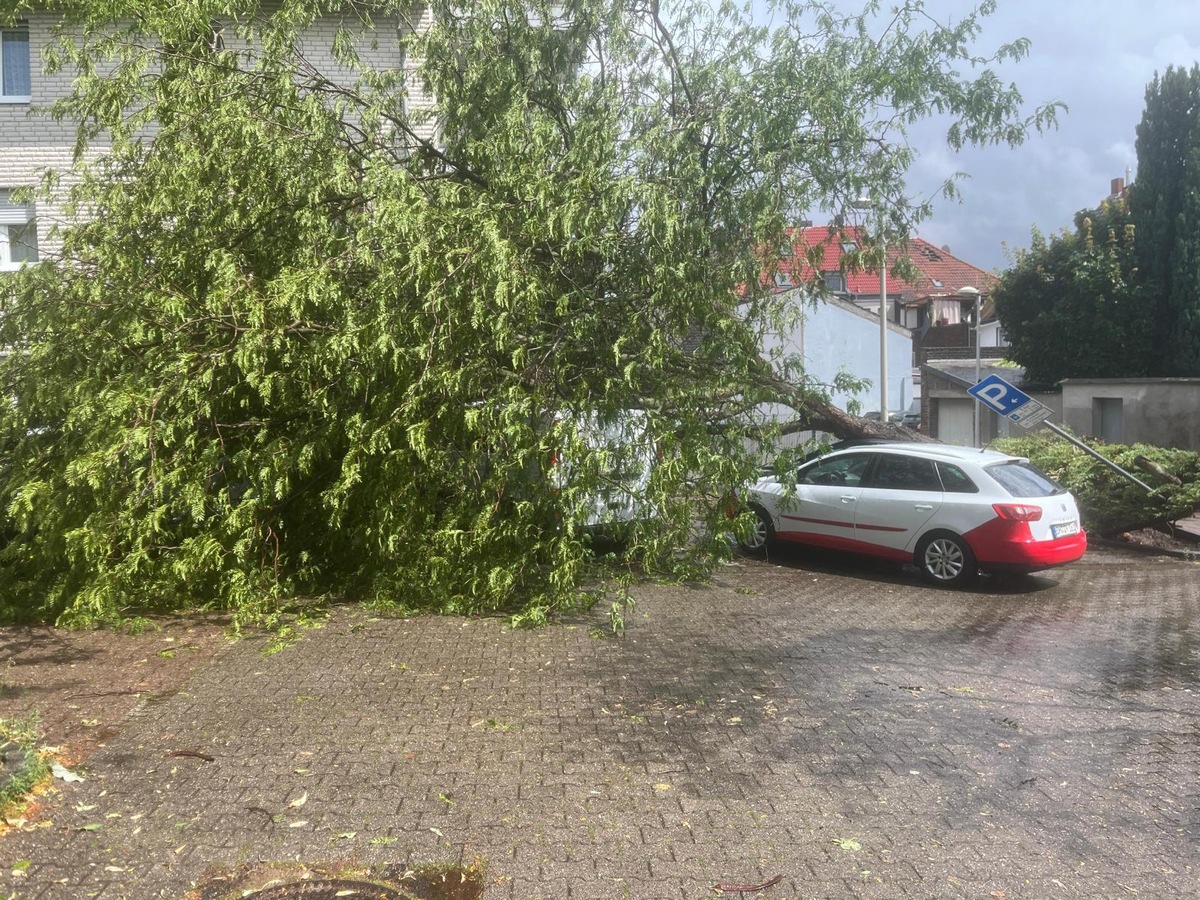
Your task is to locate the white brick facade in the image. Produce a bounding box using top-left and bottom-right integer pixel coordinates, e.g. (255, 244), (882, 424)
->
(1, 5), (435, 260)
(2, 11), (80, 260)
(0, 147), (76, 261)
(1, 12), (79, 147)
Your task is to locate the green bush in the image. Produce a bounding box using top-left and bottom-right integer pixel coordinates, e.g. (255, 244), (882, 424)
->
(992, 433), (1200, 535)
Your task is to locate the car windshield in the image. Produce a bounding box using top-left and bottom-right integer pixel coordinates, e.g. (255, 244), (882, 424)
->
(986, 461), (1066, 498)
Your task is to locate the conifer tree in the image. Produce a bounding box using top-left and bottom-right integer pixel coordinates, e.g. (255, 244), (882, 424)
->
(1130, 64), (1200, 375)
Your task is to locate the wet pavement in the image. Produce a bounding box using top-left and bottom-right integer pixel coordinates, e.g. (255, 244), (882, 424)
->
(3, 547), (1198, 899)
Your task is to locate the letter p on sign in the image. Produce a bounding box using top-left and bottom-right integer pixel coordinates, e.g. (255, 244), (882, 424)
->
(967, 374), (1033, 416)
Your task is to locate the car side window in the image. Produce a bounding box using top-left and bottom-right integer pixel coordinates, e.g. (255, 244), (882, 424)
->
(799, 453), (872, 487)
(868, 454), (942, 492)
(937, 462), (979, 493)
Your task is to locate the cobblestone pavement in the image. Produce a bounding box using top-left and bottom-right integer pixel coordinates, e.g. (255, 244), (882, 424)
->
(3, 547), (1197, 899)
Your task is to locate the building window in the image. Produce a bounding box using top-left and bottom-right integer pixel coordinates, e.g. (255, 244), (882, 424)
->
(823, 271), (845, 292)
(1, 27), (32, 101)
(0, 190), (39, 270)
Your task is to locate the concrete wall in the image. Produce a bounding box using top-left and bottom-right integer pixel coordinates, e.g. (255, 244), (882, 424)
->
(1061, 379), (1200, 451)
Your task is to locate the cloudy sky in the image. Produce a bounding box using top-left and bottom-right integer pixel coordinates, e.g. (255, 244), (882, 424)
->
(757, 1), (1200, 273)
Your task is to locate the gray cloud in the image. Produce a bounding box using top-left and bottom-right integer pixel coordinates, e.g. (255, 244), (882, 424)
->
(909, 0), (1200, 270)
(756, 0), (1200, 271)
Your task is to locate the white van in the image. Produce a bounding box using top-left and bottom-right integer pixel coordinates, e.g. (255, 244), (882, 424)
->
(548, 409), (657, 529)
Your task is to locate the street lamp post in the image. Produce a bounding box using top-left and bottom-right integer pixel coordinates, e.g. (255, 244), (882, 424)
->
(878, 237), (888, 421)
(959, 286), (981, 447)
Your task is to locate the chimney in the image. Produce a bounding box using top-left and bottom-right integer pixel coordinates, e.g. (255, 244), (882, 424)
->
(1110, 176), (1125, 197)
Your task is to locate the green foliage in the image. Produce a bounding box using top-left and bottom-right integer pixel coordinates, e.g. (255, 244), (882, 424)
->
(0, 0), (1055, 625)
(992, 433), (1200, 535)
(993, 201), (1150, 388)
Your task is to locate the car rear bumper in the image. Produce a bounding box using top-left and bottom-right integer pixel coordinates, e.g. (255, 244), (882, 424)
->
(975, 530), (1088, 572)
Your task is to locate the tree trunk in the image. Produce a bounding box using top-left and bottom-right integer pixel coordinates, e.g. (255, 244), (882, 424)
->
(761, 369), (937, 442)
(1134, 454), (1183, 485)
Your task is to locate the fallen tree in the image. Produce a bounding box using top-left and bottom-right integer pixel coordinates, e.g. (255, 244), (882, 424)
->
(759, 368), (934, 443)
(0, 0), (1054, 626)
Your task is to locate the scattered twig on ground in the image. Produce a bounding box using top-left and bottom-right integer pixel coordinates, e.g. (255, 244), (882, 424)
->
(713, 874), (784, 893)
(163, 750), (215, 762)
(245, 806), (275, 824)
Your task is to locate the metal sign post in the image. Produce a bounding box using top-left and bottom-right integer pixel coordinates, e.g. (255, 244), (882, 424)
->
(966, 374), (1154, 493)
(1040, 421), (1154, 493)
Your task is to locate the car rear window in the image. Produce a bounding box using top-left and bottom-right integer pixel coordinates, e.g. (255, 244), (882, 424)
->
(986, 461), (1065, 498)
(937, 462), (978, 493)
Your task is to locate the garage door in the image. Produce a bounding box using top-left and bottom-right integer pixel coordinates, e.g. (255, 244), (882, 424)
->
(936, 398), (974, 446)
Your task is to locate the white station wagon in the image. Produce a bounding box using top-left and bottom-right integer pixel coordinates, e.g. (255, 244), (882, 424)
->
(737, 443), (1087, 586)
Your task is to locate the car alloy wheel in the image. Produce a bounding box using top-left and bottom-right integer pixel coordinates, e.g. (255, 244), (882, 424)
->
(918, 532), (976, 586)
(738, 506), (774, 555)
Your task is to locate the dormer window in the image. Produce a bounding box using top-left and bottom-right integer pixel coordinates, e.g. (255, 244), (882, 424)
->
(823, 271), (846, 292)
(775, 271), (792, 288)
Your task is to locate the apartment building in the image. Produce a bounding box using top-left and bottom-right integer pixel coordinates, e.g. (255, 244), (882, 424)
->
(1, 11), (70, 270)
(0, 5), (432, 270)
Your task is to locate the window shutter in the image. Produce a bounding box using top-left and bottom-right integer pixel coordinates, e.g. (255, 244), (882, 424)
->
(0, 190), (33, 225)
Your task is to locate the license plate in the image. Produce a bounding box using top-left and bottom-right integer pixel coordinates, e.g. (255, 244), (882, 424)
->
(1052, 520), (1080, 539)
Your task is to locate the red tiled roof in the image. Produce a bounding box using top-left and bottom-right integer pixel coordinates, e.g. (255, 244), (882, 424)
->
(776, 225), (996, 299)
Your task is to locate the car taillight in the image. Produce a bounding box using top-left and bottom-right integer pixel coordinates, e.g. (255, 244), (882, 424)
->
(992, 503), (1043, 522)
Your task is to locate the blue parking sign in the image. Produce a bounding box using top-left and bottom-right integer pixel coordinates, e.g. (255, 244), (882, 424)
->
(967, 374), (1032, 416)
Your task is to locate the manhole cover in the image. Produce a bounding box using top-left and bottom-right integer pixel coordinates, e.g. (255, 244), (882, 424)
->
(188, 860), (486, 900)
(243, 880), (412, 900)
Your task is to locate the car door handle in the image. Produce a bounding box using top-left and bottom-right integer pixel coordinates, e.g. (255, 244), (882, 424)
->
(840, 495), (856, 503)
(914, 504), (934, 511)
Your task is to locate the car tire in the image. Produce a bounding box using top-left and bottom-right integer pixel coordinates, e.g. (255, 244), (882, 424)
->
(737, 505), (775, 556)
(916, 531), (977, 587)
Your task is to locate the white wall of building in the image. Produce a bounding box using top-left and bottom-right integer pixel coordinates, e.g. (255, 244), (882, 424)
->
(759, 291), (915, 420)
(978, 320), (1007, 348)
